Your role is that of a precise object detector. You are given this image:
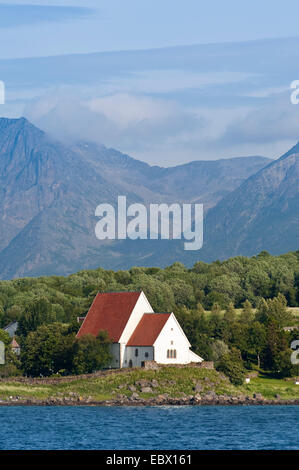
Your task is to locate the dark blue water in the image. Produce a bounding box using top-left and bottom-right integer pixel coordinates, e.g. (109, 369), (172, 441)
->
(0, 405), (297, 450)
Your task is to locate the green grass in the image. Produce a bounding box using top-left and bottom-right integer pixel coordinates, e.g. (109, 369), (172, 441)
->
(0, 384), (52, 400)
(288, 307), (299, 318)
(0, 367), (298, 403)
(204, 307), (299, 317)
(0, 368), (233, 401)
(201, 308), (299, 326)
(240, 374), (299, 400)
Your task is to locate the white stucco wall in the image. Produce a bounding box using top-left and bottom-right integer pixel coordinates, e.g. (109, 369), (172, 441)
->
(119, 291), (154, 367)
(153, 314), (194, 364)
(123, 346), (154, 368)
(189, 349), (204, 363)
(110, 343), (120, 368)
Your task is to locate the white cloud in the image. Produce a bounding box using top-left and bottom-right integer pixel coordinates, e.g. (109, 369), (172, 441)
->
(24, 91), (204, 161)
(24, 87), (299, 166)
(88, 93), (176, 128)
(221, 97), (299, 145)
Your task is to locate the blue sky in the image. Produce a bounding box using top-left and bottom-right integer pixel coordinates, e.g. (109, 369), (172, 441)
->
(1, 1), (299, 58)
(0, 1), (299, 165)
(0, 3), (91, 29)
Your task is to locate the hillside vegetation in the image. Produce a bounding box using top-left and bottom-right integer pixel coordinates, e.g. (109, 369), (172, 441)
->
(0, 251), (298, 382)
(1, 250), (299, 325)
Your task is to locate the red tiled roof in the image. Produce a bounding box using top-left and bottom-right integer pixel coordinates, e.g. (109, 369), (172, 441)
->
(76, 291), (141, 342)
(127, 313), (171, 346)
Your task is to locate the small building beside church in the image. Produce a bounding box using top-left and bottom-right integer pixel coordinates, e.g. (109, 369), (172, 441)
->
(3, 321), (18, 338)
(3, 322), (20, 355)
(11, 337), (20, 356)
(76, 291), (203, 368)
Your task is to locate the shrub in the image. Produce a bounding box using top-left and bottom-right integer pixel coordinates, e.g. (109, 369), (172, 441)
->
(216, 348), (245, 385)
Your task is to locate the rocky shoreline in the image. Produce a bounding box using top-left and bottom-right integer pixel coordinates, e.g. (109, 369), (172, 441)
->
(1, 393), (299, 407)
(1, 369), (298, 407)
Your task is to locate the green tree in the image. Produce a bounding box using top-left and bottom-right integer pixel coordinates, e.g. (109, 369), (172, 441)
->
(261, 319), (289, 373)
(18, 297), (56, 337)
(273, 349), (299, 378)
(223, 302), (236, 322)
(209, 304), (224, 339)
(21, 323), (74, 377)
(256, 294), (292, 327)
(0, 329), (11, 347)
(174, 310), (212, 360)
(246, 321), (267, 368)
(244, 266), (272, 298)
(216, 347), (245, 385)
(130, 275), (175, 312)
(168, 279), (195, 308)
(196, 302), (205, 315)
(208, 273), (243, 306)
(210, 339), (229, 363)
(204, 292), (229, 310)
(211, 302), (222, 316)
(2, 305), (23, 325)
(240, 300), (254, 323)
(72, 330), (112, 374)
(229, 323), (249, 360)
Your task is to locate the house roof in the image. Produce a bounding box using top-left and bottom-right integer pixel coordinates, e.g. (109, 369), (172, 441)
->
(127, 313), (171, 346)
(76, 291), (142, 342)
(11, 337), (20, 349)
(3, 321), (18, 330)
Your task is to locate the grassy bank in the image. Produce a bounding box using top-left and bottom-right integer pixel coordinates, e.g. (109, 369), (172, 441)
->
(0, 367), (298, 404)
(203, 307), (299, 319)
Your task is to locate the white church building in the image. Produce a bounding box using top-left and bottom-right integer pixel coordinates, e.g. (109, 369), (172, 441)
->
(77, 291), (203, 368)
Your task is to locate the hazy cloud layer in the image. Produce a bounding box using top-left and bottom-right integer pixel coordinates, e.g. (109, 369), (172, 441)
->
(24, 87), (299, 165)
(221, 98), (299, 145)
(1, 37), (299, 164)
(25, 92), (205, 165)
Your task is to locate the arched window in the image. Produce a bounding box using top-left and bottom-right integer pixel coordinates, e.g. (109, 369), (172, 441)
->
(135, 348), (138, 357)
(167, 349), (177, 359)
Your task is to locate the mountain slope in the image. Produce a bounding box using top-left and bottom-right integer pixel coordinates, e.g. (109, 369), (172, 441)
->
(0, 118), (122, 277)
(0, 118), (117, 247)
(0, 117), (271, 278)
(198, 143), (299, 261)
(72, 141), (270, 210)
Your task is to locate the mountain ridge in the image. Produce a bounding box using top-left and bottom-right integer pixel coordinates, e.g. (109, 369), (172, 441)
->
(197, 144), (299, 262)
(0, 116), (273, 278)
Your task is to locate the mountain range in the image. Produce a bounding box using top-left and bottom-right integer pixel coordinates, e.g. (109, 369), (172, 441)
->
(0, 116), (297, 279)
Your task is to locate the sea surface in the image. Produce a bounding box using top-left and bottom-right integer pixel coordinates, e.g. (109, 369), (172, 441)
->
(0, 405), (297, 450)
